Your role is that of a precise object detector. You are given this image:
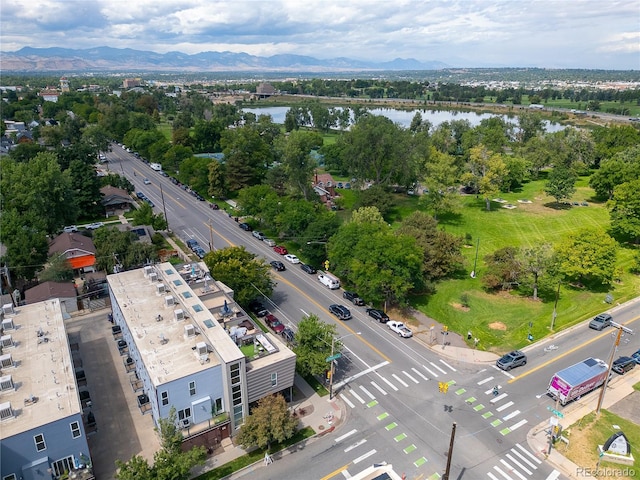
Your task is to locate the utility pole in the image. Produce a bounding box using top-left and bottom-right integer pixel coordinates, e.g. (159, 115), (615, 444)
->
(208, 219), (215, 251)
(550, 281), (561, 331)
(159, 184), (170, 233)
(329, 336), (336, 400)
(442, 422), (457, 480)
(596, 323), (633, 415)
(470, 239), (479, 278)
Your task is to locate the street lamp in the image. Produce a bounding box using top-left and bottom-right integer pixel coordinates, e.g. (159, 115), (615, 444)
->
(328, 332), (361, 400)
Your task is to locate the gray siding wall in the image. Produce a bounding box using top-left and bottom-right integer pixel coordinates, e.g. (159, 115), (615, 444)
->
(246, 355), (296, 403)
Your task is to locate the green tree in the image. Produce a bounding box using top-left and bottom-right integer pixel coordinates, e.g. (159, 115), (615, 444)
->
(589, 145), (640, 199)
(553, 228), (618, 285)
(420, 148), (460, 219)
(204, 246), (273, 305)
(114, 455), (154, 480)
(235, 394), (299, 450)
(279, 130), (323, 200)
(544, 166), (577, 205)
(353, 184), (394, 219)
(222, 125), (273, 191)
(608, 180), (640, 243)
(517, 112), (545, 143)
(131, 202), (168, 232)
(520, 244), (553, 300)
(0, 209), (49, 281)
(482, 247), (522, 291)
(294, 314), (339, 377)
(461, 145), (507, 211)
(39, 254), (74, 282)
(68, 159), (103, 218)
(237, 185), (279, 225)
(207, 160), (227, 199)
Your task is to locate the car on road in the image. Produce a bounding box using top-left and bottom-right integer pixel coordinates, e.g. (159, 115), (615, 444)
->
(343, 291), (364, 306)
(239, 223), (252, 232)
(496, 350), (527, 371)
(589, 313), (612, 331)
(270, 260), (286, 271)
(365, 308), (389, 323)
(252, 231), (265, 240)
(612, 356), (636, 375)
(328, 304), (352, 320)
(265, 314), (285, 334)
(136, 191), (146, 199)
(145, 198), (155, 207)
(300, 263), (317, 274)
(143, 178), (151, 185)
(281, 327), (295, 344)
(86, 222), (104, 230)
(284, 254), (300, 264)
(263, 238), (276, 247)
(249, 300), (268, 317)
(388, 320), (413, 338)
(632, 349), (640, 364)
(273, 245), (288, 255)
(63, 225), (78, 233)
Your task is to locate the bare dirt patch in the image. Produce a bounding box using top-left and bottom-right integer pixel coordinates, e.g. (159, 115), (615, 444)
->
(488, 322), (507, 330)
(450, 302), (470, 312)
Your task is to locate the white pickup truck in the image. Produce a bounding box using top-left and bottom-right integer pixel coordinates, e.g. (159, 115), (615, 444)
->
(388, 321), (413, 338)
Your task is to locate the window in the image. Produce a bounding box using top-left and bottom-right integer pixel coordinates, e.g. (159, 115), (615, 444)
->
(233, 404), (244, 426)
(3, 474), (17, 480)
(188, 381), (196, 396)
(70, 421), (81, 438)
(52, 456), (74, 477)
(34, 433), (46, 452)
(161, 391), (169, 406)
(271, 372), (277, 387)
(230, 363), (241, 385)
(178, 407), (192, 421)
(232, 385), (242, 404)
(214, 397), (223, 414)
(193, 304), (203, 312)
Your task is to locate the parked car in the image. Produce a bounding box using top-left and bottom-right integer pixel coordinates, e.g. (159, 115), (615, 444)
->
(388, 320), (413, 338)
(145, 198), (155, 207)
(612, 356), (636, 375)
(193, 247), (206, 259)
(239, 223), (252, 232)
(63, 225), (78, 233)
(273, 245), (288, 255)
(263, 238), (276, 247)
(365, 308), (389, 323)
(281, 327), (296, 344)
(632, 349), (640, 364)
(249, 300), (268, 317)
(300, 263), (317, 274)
(589, 313), (612, 331)
(136, 191), (146, 199)
(86, 222), (104, 230)
(496, 350), (527, 371)
(284, 254), (300, 264)
(270, 260), (286, 271)
(265, 314), (285, 333)
(252, 231), (265, 240)
(329, 304), (352, 320)
(186, 239), (199, 250)
(343, 291), (364, 306)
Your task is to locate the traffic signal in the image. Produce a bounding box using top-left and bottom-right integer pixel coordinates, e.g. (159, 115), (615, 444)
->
(438, 382), (449, 393)
(324, 260), (330, 270)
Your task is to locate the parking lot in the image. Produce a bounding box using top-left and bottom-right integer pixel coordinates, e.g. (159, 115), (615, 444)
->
(66, 309), (160, 479)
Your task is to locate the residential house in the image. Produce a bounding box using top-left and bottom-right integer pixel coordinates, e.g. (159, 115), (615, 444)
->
(100, 185), (135, 216)
(48, 233), (96, 274)
(24, 281), (78, 315)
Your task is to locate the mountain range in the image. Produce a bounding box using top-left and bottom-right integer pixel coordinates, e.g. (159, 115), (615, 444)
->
(1, 46), (449, 73)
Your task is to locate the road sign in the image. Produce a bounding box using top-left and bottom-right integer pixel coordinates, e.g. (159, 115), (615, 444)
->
(326, 353), (342, 362)
(547, 406), (564, 418)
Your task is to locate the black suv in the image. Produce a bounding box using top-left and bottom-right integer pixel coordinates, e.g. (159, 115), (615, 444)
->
(249, 300), (268, 317)
(496, 350), (527, 371)
(270, 260), (286, 271)
(239, 223), (252, 232)
(612, 356), (636, 375)
(366, 308), (389, 323)
(329, 304), (352, 320)
(343, 291), (364, 306)
(300, 263), (317, 274)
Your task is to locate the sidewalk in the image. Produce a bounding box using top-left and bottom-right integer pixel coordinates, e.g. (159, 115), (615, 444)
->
(192, 373), (345, 478)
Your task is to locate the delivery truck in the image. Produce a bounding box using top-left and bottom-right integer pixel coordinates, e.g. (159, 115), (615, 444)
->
(547, 357), (609, 406)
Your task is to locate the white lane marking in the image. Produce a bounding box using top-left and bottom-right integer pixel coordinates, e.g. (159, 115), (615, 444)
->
(335, 429), (357, 443)
(423, 364), (439, 377)
(493, 465), (515, 480)
(503, 410), (521, 421)
(440, 359), (457, 372)
(515, 443), (541, 465)
(430, 361), (448, 374)
(508, 419), (528, 431)
(496, 401), (514, 412)
(545, 470), (561, 480)
(359, 385), (375, 400)
(300, 309), (309, 317)
(487, 473), (500, 480)
(499, 460), (527, 480)
(506, 453), (532, 475)
(333, 361), (390, 389)
(501, 370), (516, 379)
(478, 376), (495, 385)
(511, 448), (537, 470)
(403, 370), (420, 384)
(344, 439), (367, 453)
(350, 389), (365, 404)
(490, 393), (508, 404)
(379, 375), (399, 391)
(339, 393), (355, 409)
(412, 367), (430, 381)
(342, 470), (352, 479)
(392, 373), (409, 388)
(370, 381), (387, 395)
(353, 449), (377, 464)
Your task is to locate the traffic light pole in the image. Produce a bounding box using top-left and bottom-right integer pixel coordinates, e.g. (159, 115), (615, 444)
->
(442, 422), (457, 480)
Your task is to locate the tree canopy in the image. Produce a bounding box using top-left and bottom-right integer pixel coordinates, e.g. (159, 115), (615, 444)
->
(234, 394), (299, 450)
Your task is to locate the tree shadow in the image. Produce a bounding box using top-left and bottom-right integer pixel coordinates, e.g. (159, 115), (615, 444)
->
(543, 201), (573, 210)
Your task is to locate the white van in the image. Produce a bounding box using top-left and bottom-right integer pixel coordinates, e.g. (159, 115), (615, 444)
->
(150, 163), (162, 171)
(318, 272), (340, 289)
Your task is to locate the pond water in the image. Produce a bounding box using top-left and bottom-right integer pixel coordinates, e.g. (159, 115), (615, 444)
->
(243, 106), (566, 132)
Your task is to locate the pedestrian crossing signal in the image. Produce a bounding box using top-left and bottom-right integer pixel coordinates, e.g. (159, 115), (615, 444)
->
(438, 382), (449, 393)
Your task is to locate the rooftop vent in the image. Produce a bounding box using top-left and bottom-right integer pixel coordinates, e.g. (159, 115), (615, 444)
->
(184, 324), (196, 338)
(174, 309), (185, 321)
(2, 304), (14, 316)
(0, 401), (14, 421)
(196, 341), (208, 357)
(1, 318), (14, 331)
(156, 283), (166, 294)
(0, 335), (13, 349)
(149, 272), (158, 282)
(164, 295), (175, 307)
(0, 354), (13, 369)
(143, 266), (154, 277)
(0, 375), (14, 392)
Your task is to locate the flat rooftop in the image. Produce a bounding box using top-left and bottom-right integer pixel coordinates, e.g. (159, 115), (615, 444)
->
(0, 299), (81, 439)
(107, 262), (245, 387)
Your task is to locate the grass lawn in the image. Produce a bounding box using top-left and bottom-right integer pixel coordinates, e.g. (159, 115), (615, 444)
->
(563, 409), (639, 479)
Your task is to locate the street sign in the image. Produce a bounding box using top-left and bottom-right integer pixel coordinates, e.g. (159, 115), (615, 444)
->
(326, 353), (342, 362)
(547, 406), (564, 418)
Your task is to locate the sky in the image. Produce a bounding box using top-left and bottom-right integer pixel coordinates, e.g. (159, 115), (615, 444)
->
(1, 0), (639, 69)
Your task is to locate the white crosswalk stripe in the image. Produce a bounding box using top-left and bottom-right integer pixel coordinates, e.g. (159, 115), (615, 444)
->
(486, 443), (541, 479)
(359, 385), (375, 400)
(423, 364), (439, 377)
(339, 393), (355, 408)
(508, 419), (528, 432)
(440, 359), (457, 372)
(403, 370), (420, 384)
(493, 465), (515, 480)
(335, 429), (357, 443)
(392, 373), (409, 388)
(411, 367), (430, 381)
(491, 393), (508, 403)
(478, 376), (495, 385)
(545, 471), (561, 480)
(344, 439), (367, 453)
(430, 361), (448, 374)
(515, 443), (541, 465)
(505, 453), (532, 475)
(370, 381), (387, 395)
(499, 459), (527, 480)
(378, 374), (399, 391)
(350, 389), (365, 404)
(496, 401), (514, 412)
(503, 410), (520, 421)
